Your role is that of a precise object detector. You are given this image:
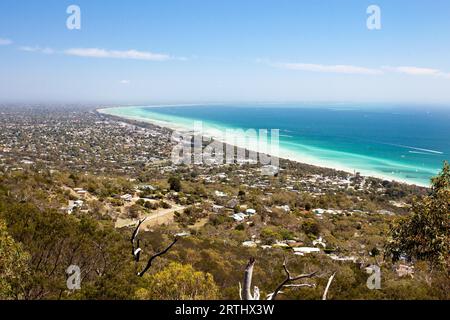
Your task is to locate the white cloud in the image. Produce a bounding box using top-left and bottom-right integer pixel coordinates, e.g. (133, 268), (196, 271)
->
(383, 66), (439, 76)
(269, 60), (450, 79)
(275, 62), (383, 75)
(119, 80), (130, 84)
(19, 46), (55, 54)
(64, 48), (171, 61)
(0, 38), (12, 46)
(383, 66), (450, 78)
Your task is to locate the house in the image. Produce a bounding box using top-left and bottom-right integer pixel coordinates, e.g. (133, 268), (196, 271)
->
(242, 241), (257, 248)
(140, 184), (156, 191)
(64, 199), (84, 215)
(377, 209), (395, 216)
(216, 173), (227, 180)
(325, 209), (342, 215)
(272, 241), (290, 248)
(245, 208), (256, 215)
(230, 212), (247, 222)
(328, 254), (358, 263)
(212, 205), (224, 213)
(313, 208), (325, 215)
(292, 247), (320, 256)
(120, 194), (133, 202)
(214, 190), (227, 197)
(74, 200), (84, 207)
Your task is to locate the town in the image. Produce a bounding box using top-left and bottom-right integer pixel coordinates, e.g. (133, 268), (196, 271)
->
(0, 104), (447, 300)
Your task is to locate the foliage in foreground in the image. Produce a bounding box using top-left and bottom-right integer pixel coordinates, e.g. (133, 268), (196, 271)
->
(0, 219), (30, 299)
(386, 161), (450, 269)
(135, 262), (219, 300)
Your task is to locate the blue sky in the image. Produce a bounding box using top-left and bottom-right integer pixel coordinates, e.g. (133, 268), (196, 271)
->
(1, 0), (450, 104)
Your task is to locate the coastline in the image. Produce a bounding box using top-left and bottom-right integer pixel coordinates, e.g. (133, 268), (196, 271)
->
(97, 106), (430, 188)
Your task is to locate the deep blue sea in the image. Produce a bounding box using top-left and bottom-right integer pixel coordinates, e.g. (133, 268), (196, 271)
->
(101, 104), (450, 186)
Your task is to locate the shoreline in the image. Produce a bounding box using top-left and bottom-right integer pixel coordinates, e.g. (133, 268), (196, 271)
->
(97, 106), (429, 188)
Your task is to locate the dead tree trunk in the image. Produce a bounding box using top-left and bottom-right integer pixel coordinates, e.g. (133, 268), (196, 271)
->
(322, 272), (336, 300)
(241, 257), (260, 300)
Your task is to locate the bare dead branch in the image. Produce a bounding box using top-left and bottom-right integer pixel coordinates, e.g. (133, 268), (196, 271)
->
(266, 283), (316, 299)
(137, 237), (178, 277)
(284, 284), (316, 288)
(131, 218), (147, 261)
(238, 282), (243, 300)
(266, 291), (280, 300)
(130, 218), (147, 253)
(322, 272), (336, 300)
(269, 258), (317, 300)
(131, 218), (147, 243)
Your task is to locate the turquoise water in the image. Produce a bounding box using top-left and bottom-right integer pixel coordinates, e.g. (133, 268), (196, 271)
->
(101, 104), (450, 186)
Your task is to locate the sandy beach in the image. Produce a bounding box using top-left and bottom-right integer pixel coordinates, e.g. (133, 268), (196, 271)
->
(97, 106), (429, 187)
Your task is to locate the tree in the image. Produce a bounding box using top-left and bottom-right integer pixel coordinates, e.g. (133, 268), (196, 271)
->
(127, 204), (141, 219)
(302, 219), (320, 237)
(0, 219), (30, 299)
(260, 227), (283, 244)
(135, 262), (219, 300)
(168, 176), (182, 192)
(386, 161), (449, 268)
(1, 202), (135, 300)
(240, 257), (317, 300)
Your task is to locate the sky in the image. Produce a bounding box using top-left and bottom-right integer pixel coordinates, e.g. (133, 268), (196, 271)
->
(1, 0), (450, 105)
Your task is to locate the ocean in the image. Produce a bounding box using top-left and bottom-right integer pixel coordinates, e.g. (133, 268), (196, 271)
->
(99, 104), (450, 187)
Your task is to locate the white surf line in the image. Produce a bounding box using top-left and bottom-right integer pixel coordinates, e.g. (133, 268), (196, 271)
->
(408, 151), (439, 155)
(387, 143), (444, 155)
(403, 146), (444, 155)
